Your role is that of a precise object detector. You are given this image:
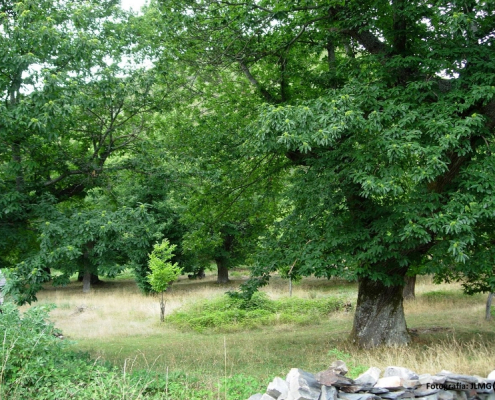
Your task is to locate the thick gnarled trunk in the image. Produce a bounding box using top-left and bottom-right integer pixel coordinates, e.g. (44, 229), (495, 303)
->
(403, 275), (416, 300)
(215, 257), (230, 284)
(350, 276), (410, 348)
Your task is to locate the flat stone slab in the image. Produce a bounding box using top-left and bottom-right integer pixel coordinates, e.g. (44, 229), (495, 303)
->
(384, 367), (419, 381)
(320, 385), (338, 400)
(376, 376), (403, 389)
(317, 370), (354, 387)
(267, 377), (289, 399)
(355, 368), (381, 388)
(414, 384), (441, 396)
(379, 390), (414, 400)
(286, 368), (321, 400)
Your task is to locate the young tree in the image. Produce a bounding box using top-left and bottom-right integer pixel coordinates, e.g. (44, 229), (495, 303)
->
(156, 0), (495, 347)
(147, 239), (182, 322)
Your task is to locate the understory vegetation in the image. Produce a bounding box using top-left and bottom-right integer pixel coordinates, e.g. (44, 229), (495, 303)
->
(166, 292), (349, 332)
(3, 274), (493, 399)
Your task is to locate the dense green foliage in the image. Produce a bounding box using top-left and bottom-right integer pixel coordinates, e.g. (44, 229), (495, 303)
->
(166, 292), (347, 332)
(147, 239), (182, 293)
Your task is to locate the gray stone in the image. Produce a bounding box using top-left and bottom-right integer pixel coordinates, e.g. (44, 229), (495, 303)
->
(355, 368), (381, 388)
(415, 394), (439, 400)
(370, 388), (390, 395)
(286, 368), (322, 400)
(384, 367), (419, 381)
(339, 394), (381, 400)
(247, 394), (263, 400)
(261, 394), (277, 400)
(320, 385), (338, 400)
(341, 386), (371, 394)
(414, 384), (441, 396)
(438, 391), (455, 400)
(402, 380), (420, 390)
(338, 393), (365, 400)
(451, 391), (468, 400)
(316, 369), (354, 387)
(475, 379), (494, 394)
(379, 390), (412, 400)
(329, 361), (349, 376)
(376, 376), (403, 389)
(267, 377), (289, 399)
(478, 395), (495, 400)
(488, 372), (495, 381)
(436, 373), (479, 385)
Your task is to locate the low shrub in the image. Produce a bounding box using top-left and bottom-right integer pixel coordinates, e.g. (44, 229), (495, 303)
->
(166, 292), (347, 332)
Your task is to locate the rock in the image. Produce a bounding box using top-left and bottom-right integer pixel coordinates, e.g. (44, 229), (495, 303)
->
(329, 360), (349, 376)
(488, 372), (495, 381)
(316, 369), (354, 387)
(338, 393), (366, 400)
(370, 388), (390, 395)
(438, 391), (455, 400)
(339, 393), (381, 400)
(261, 394), (277, 400)
(375, 376), (403, 389)
(414, 384), (441, 396)
(320, 385), (338, 400)
(475, 379), (494, 394)
(286, 368), (322, 400)
(451, 391), (467, 400)
(402, 380), (420, 390)
(247, 394), (263, 400)
(384, 367), (419, 381)
(267, 377), (289, 399)
(415, 394), (439, 400)
(355, 368), (382, 388)
(436, 372), (479, 385)
(379, 390), (413, 400)
(341, 386), (371, 394)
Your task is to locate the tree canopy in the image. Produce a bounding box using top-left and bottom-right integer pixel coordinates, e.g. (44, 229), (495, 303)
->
(2, 0), (495, 347)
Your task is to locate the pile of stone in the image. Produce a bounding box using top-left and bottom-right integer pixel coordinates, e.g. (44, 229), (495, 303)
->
(247, 361), (495, 400)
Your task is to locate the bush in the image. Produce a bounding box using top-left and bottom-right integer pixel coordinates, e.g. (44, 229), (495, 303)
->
(166, 292), (346, 332)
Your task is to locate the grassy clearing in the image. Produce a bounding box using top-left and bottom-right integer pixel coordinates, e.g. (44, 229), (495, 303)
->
(20, 271), (495, 395)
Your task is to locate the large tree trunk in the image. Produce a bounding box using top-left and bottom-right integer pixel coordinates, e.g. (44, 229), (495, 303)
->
(350, 276), (411, 348)
(403, 275), (416, 300)
(82, 242), (96, 293)
(77, 271), (101, 284)
(215, 257), (230, 284)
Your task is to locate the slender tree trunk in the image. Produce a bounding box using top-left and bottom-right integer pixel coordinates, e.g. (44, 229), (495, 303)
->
(215, 257), (230, 284)
(350, 276), (411, 348)
(486, 292), (494, 321)
(160, 291), (166, 322)
(403, 275), (416, 300)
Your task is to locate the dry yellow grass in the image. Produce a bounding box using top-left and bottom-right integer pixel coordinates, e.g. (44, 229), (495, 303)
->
(19, 271), (495, 382)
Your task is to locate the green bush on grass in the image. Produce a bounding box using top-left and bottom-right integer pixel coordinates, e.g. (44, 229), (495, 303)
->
(166, 292), (347, 332)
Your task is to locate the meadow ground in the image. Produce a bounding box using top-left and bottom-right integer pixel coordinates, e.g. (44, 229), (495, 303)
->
(21, 271), (495, 393)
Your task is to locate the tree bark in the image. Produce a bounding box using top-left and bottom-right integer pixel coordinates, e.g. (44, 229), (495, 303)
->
(215, 257), (230, 284)
(82, 242), (95, 293)
(486, 292), (494, 321)
(403, 275), (416, 300)
(350, 276), (411, 348)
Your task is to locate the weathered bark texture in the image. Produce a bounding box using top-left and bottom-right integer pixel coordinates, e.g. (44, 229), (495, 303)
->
(215, 257), (230, 284)
(403, 275), (416, 300)
(350, 276), (411, 348)
(82, 242), (96, 293)
(486, 292), (494, 321)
